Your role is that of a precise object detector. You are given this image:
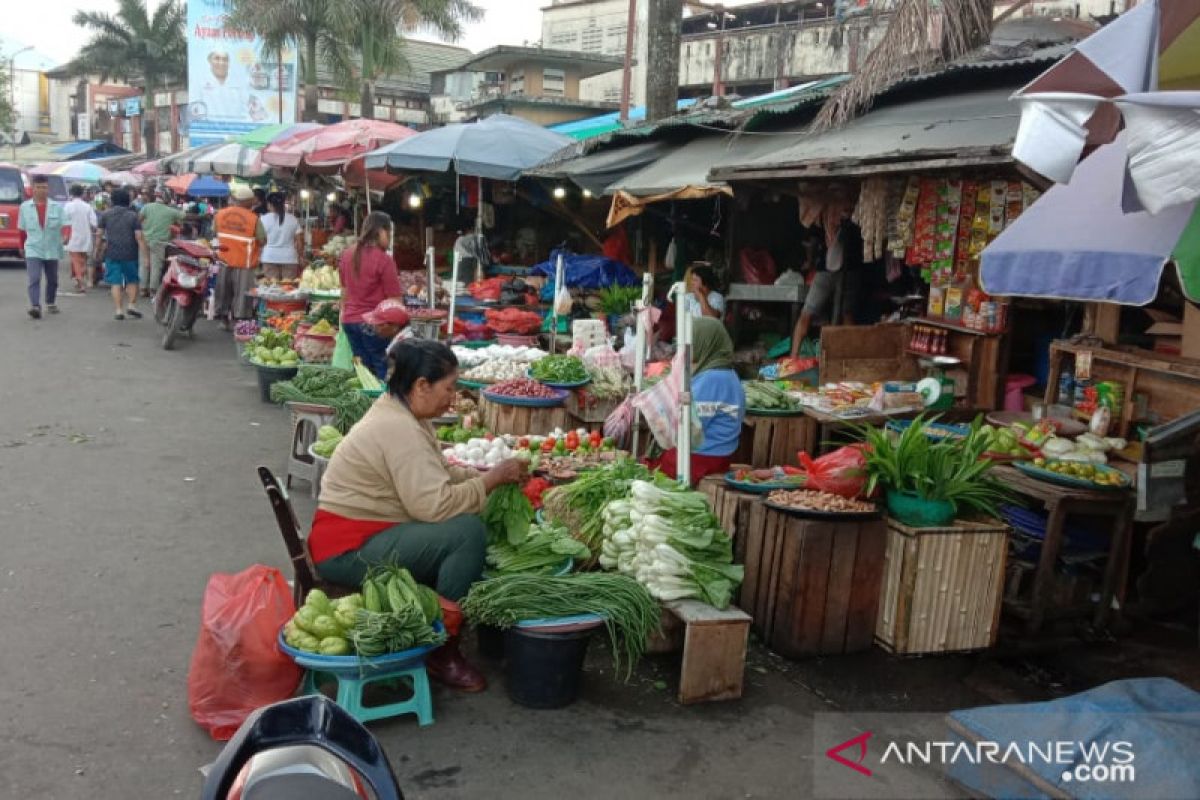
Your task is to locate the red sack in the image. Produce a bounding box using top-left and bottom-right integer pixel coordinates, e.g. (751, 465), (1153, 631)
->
(739, 247), (778, 285)
(798, 445), (868, 498)
(187, 565), (302, 740)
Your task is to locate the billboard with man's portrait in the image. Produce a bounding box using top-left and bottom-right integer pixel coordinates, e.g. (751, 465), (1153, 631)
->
(187, 0), (298, 146)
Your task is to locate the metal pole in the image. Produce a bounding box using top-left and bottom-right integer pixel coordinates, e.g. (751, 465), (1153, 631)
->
(712, 5), (726, 98)
(618, 0), (638, 122)
(277, 48), (283, 124)
(448, 251), (459, 336)
(426, 245), (436, 310)
(630, 270), (653, 459)
(550, 253), (565, 353)
(668, 280), (693, 486)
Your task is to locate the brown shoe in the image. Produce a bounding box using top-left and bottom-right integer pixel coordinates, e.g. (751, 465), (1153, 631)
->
(425, 635), (487, 692)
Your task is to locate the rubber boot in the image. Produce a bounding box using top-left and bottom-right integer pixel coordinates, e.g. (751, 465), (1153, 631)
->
(426, 634), (487, 693)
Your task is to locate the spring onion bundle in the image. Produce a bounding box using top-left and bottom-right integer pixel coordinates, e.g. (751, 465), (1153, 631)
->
(270, 366), (374, 432)
(600, 477), (743, 609)
(461, 573), (659, 678)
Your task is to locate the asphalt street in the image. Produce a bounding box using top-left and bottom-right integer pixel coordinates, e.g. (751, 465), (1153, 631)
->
(0, 262), (959, 799)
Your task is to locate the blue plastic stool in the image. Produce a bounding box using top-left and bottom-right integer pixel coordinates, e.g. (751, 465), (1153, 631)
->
(301, 662), (433, 727)
(279, 630), (438, 727)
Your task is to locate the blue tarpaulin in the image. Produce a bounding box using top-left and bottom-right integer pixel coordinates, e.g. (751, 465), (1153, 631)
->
(946, 678), (1200, 799)
(532, 248), (639, 293)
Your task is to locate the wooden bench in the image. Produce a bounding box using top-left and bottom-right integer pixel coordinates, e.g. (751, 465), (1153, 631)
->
(658, 599), (751, 705)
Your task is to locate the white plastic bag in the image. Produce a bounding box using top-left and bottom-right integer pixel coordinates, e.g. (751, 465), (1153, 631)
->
(554, 282), (573, 316)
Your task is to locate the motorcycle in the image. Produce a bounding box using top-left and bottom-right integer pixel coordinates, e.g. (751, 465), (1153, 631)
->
(154, 239), (216, 351)
(201, 696), (403, 800)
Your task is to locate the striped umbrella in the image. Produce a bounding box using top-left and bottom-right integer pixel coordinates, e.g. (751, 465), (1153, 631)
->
(183, 141), (267, 177)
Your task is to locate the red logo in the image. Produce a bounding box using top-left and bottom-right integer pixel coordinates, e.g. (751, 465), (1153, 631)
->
(826, 731), (873, 777)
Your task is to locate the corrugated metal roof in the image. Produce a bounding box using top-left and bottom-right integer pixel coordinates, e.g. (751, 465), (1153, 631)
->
(711, 87), (1022, 180)
(607, 132), (787, 196)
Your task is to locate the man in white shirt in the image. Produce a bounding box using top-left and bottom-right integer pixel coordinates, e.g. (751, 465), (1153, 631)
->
(64, 184), (98, 292)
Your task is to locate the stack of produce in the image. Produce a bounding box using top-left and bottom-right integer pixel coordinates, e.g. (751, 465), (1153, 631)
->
(270, 366), (374, 431)
(247, 328), (300, 368)
(743, 381), (801, 412)
(445, 436), (516, 469)
(234, 319), (260, 338)
(353, 566), (446, 657)
(482, 483), (534, 546)
(485, 379), (565, 400)
(529, 355), (588, 384)
(305, 303), (340, 328)
(298, 264), (342, 293)
(284, 589), (361, 656)
(320, 235), (354, 262)
(599, 478), (743, 610)
(461, 573), (659, 678)
(436, 422), (489, 444)
(311, 425), (343, 458)
(485, 307), (543, 334)
(463, 360), (528, 384)
(486, 520), (590, 576)
(452, 344), (546, 369)
(297, 319), (338, 363)
(543, 458), (649, 554)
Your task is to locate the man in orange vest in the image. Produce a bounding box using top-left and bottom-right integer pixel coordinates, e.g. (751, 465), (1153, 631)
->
(213, 185), (266, 329)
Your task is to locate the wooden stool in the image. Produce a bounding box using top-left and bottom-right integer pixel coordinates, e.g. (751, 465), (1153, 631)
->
(662, 599), (751, 705)
(286, 402), (337, 498)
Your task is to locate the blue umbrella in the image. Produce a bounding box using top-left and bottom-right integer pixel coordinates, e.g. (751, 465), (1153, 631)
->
(186, 175), (231, 198)
(363, 114), (572, 181)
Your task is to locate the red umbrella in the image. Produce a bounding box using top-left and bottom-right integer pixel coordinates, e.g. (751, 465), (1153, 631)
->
(166, 173), (198, 194)
(262, 119), (417, 171)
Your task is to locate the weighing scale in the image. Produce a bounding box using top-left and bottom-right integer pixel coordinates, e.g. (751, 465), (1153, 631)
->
(916, 355), (960, 410)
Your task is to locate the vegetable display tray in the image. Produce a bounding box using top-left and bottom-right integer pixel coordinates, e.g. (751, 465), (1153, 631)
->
(308, 290), (342, 301)
(525, 369), (591, 389)
(276, 622), (443, 671)
(1013, 461), (1131, 491)
(723, 472), (806, 495)
(986, 410), (1087, 437)
(763, 498), (882, 520)
(482, 558), (573, 581)
(885, 419), (969, 440)
(745, 406), (804, 417)
(457, 378), (492, 390)
(482, 388), (569, 407)
(307, 444), (331, 466)
(514, 613), (605, 634)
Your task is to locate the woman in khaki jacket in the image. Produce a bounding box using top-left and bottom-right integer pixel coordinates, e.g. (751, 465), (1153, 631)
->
(310, 339), (525, 691)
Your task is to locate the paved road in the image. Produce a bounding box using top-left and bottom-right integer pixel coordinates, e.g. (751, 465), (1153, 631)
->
(0, 263), (958, 799)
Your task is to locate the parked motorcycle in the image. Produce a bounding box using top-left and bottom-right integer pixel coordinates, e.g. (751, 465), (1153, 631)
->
(201, 696), (403, 800)
(155, 239), (216, 351)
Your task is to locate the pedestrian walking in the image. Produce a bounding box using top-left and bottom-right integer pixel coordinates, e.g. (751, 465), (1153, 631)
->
(139, 190), (185, 294)
(339, 211), (403, 378)
(18, 174), (66, 319)
(260, 192), (303, 281)
(64, 184), (98, 294)
(97, 188), (147, 321)
(213, 184), (265, 329)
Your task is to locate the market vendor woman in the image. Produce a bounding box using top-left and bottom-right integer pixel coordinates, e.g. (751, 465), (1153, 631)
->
(654, 317), (745, 485)
(310, 339), (525, 691)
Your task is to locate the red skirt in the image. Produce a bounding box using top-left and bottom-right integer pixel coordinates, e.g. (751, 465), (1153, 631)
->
(650, 448), (733, 488)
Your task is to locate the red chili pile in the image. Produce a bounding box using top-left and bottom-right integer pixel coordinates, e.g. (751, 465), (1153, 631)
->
(486, 379), (561, 399)
(486, 308), (543, 334)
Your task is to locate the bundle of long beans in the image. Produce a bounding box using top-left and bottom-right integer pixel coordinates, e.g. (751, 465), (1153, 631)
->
(461, 573), (659, 679)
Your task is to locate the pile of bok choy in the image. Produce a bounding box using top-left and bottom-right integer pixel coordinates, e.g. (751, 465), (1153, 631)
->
(599, 477), (743, 609)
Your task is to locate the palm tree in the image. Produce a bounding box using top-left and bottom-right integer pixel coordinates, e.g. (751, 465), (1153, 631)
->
(226, 0), (354, 122)
(340, 0), (483, 118)
(62, 0), (186, 157)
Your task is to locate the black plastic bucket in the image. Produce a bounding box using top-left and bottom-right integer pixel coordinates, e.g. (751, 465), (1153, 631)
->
(256, 365), (298, 403)
(504, 627), (592, 709)
(476, 624), (506, 661)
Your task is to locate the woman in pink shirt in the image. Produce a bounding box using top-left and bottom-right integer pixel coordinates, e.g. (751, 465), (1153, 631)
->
(339, 211), (403, 378)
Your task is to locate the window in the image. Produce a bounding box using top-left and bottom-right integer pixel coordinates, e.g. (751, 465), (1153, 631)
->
(813, 30), (820, 45)
(549, 31), (578, 48)
(0, 169), (24, 203)
(543, 67), (566, 96)
(603, 87), (621, 102)
(581, 26), (603, 52)
(509, 69), (525, 96)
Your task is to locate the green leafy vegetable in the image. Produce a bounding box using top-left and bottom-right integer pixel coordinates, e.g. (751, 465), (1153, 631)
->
(529, 355), (589, 384)
(486, 521), (590, 576)
(482, 483), (535, 547)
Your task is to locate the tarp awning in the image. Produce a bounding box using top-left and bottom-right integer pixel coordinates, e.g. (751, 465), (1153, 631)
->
(980, 131), (1200, 305)
(608, 133), (782, 196)
(530, 140), (671, 195)
(711, 87), (1023, 181)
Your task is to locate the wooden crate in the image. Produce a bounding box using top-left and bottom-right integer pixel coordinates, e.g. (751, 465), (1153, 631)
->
(876, 517), (1009, 655)
(749, 506), (888, 657)
(698, 476), (764, 608)
(736, 413), (818, 466)
(478, 396), (569, 437)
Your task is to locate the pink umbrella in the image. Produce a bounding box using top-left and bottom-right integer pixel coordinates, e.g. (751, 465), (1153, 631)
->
(132, 160), (163, 177)
(262, 119), (417, 171)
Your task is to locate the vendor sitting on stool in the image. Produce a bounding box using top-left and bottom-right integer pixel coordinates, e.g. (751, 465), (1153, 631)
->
(654, 317), (745, 486)
(309, 339), (526, 691)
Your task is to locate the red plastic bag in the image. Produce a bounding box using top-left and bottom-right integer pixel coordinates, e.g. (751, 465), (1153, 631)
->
(188, 565), (302, 740)
(739, 247), (778, 285)
(798, 445), (868, 498)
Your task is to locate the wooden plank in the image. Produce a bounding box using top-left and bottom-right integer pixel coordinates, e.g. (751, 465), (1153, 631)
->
(759, 506), (786, 639)
(1027, 500), (1069, 634)
(875, 525), (902, 646)
(894, 535), (921, 653)
(677, 615), (749, 704)
(769, 511), (808, 654)
(739, 501), (767, 623)
(666, 599), (751, 624)
(844, 520), (887, 652)
(785, 519), (834, 657)
(820, 522), (860, 653)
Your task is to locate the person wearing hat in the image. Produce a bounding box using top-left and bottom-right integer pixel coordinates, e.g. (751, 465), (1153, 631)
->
(213, 184), (266, 328)
(364, 298), (411, 350)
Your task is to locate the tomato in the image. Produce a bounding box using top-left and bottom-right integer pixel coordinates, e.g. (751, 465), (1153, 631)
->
(565, 432), (580, 450)
(517, 437), (530, 450)
(541, 439), (555, 453)
(589, 431), (603, 448)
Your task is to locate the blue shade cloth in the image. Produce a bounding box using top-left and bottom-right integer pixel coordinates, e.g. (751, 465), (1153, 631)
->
(981, 131), (1198, 306)
(363, 114), (572, 181)
(186, 176), (231, 198)
(532, 249), (638, 290)
(947, 678), (1200, 800)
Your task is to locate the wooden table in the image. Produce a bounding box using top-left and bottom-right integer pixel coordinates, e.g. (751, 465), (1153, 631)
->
(993, 465), (1134, 633)
(800, 406), (991, 456)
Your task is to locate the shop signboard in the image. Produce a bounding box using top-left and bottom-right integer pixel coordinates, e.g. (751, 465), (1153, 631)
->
(186, 0), (297, 146)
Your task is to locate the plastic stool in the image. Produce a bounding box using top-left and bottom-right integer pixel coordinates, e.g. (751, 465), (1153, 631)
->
(301, 662), (434, 727)
(286, 402), (336, 498)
